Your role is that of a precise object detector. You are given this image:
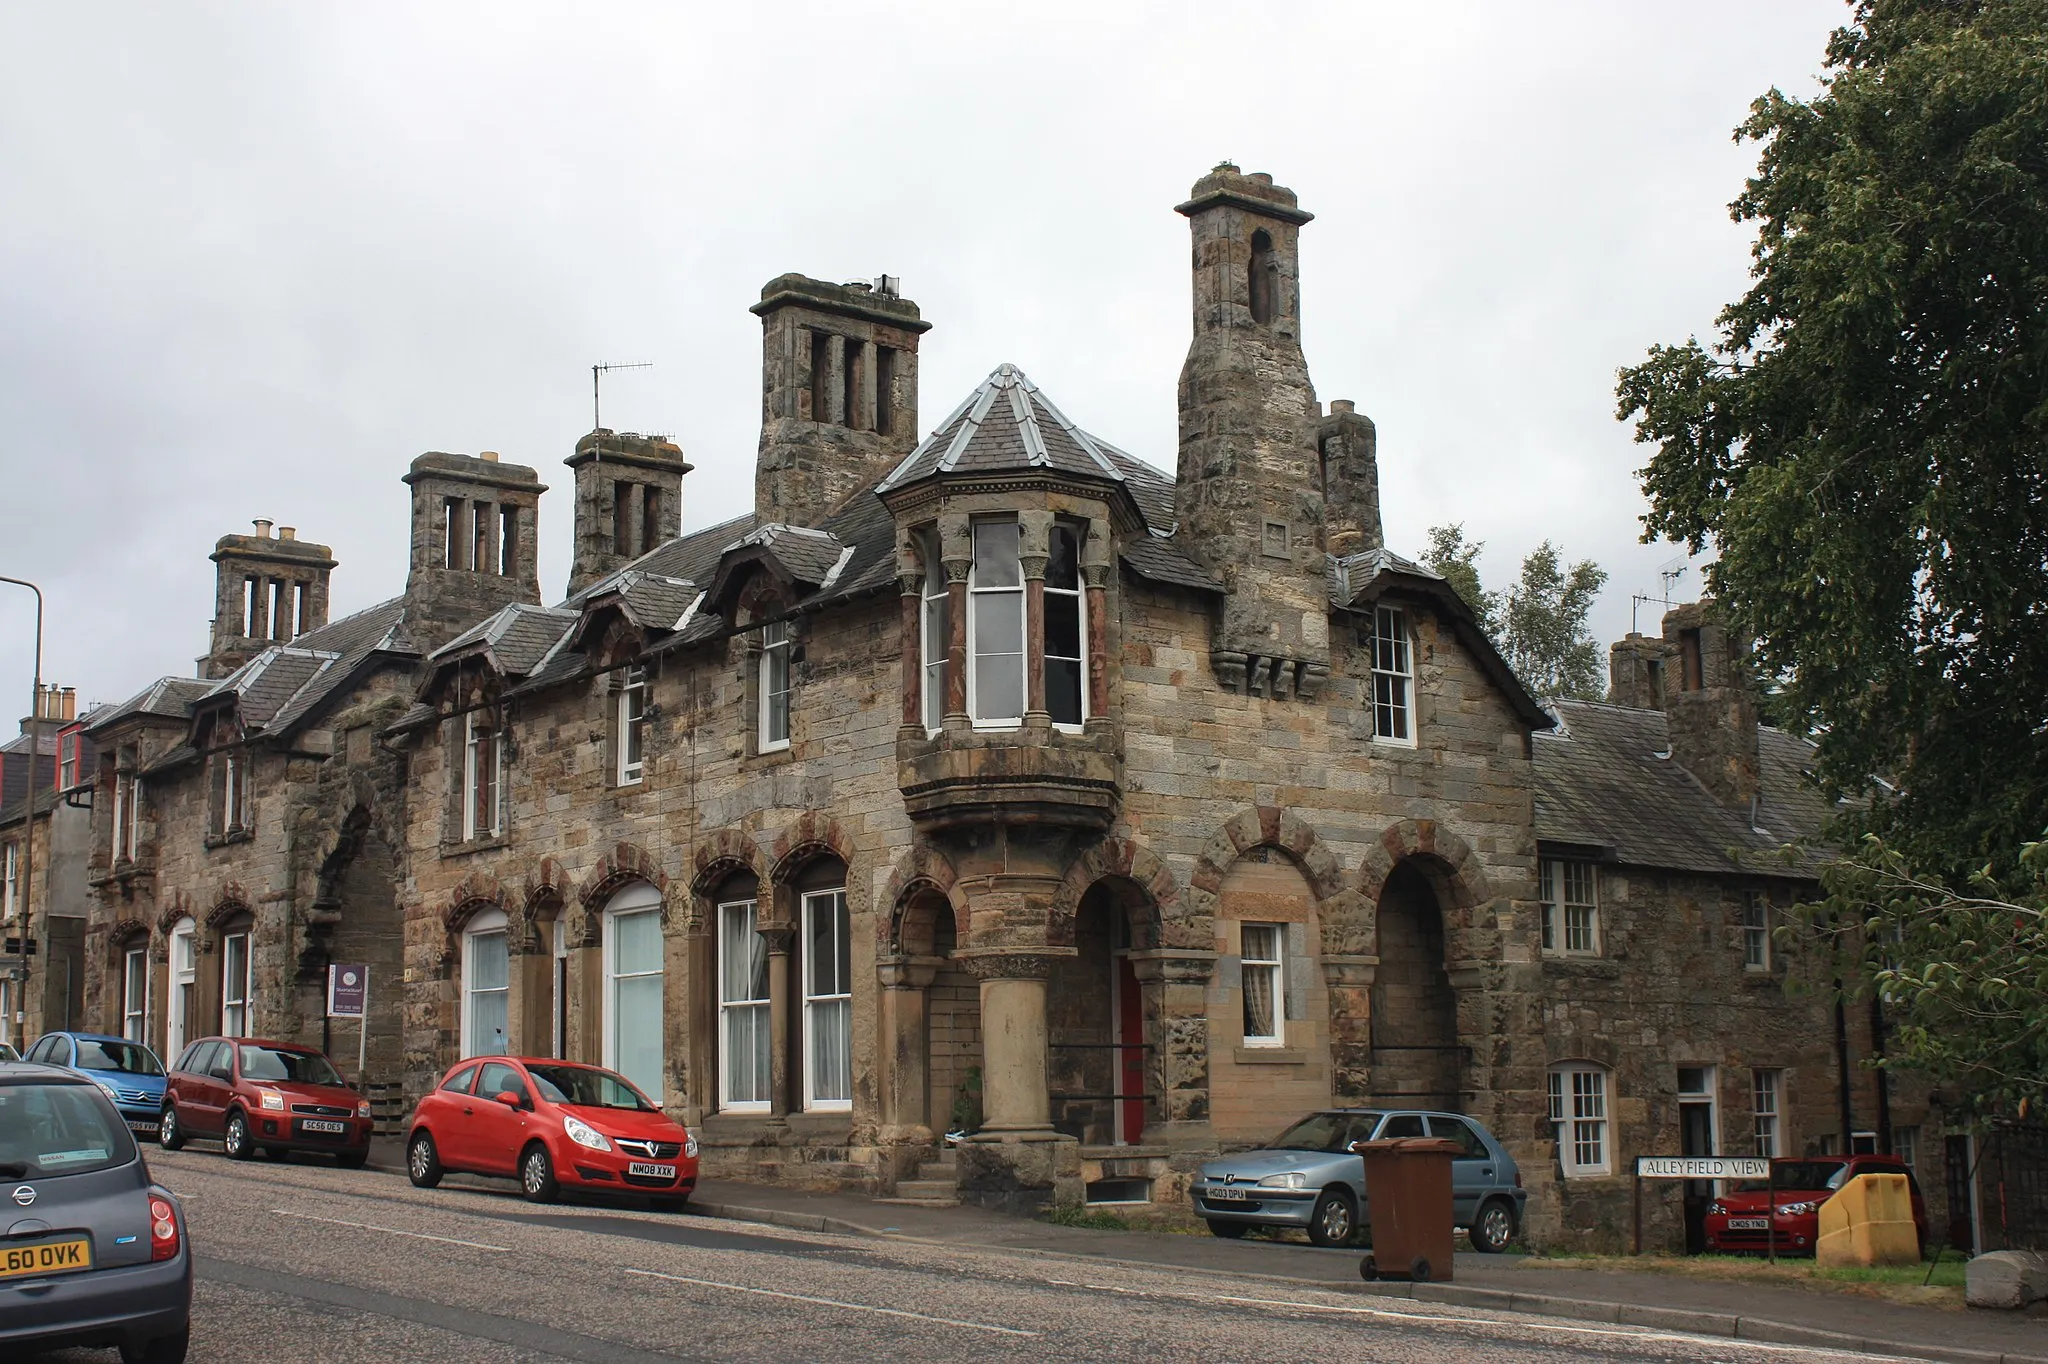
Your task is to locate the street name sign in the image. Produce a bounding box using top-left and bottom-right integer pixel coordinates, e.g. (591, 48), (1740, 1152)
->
(1635, 1156), (1769, 1180)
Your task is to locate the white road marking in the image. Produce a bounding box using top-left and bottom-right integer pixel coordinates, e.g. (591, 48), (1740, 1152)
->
(270, 1208), (512, 1252)
(1042, 1279), (1897, 1361)
(623, 1266), (1037, 1337)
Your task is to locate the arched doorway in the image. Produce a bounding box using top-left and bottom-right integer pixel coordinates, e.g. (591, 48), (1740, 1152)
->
(1371, 861), (1461, 1110)
(1047, 879), (1154, 1146)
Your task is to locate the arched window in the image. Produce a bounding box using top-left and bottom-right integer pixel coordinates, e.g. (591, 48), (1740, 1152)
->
(1549, 1061), (1612, 1178)
(166, 919), (197, 1061)
(461, 908), (510, 1058)
(1248, 229), (1277, 325)
(603, 884), (665, 1104)
(715, 874), (770, 1114)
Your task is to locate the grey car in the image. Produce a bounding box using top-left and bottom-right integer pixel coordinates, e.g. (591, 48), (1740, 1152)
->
(0, 1062), (191, 1362)
(1190, 1108), (1526, 1252)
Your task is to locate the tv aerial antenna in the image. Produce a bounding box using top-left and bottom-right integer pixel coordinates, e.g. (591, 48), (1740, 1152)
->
(590, 360), (653, 436)
(1630, 556), (1690, 633)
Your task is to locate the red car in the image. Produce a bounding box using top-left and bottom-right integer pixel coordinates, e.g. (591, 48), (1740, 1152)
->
(404, 1057), (698, 1208)
(158, 1036), (372, 1166)
(1705, 1154), (1928, 1255)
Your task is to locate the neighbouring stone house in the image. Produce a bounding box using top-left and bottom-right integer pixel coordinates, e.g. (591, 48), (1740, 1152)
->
(74, 164), (1949, 1251)
(1, 685), (98, 1048)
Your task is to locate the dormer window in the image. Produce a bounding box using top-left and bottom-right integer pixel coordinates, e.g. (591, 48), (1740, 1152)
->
(462, 712), (504, 841)
(759, 620), (791, 752)
(968, 521), (1025, 727)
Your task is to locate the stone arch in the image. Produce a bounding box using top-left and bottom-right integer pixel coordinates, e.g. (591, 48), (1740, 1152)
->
(765, 811), (859, 930)
(107, 916), (151, 961)
(1185, 806), (1357, 953)
(155, 896), (194, 936)
(440, 870), (512, 937)
(690, 827), (767, 932)
(1352, 818), (1495, 960)
(1047, 835), (1178, 950)
(518, 858), (574, 954)
(880, 842), (968, 956)
(575, 842), (671, 939)
(204, 886), (254, 933)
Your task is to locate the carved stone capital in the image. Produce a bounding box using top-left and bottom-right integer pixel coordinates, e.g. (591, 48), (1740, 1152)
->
(759, 926), (796, 954)
(1320, 953), (1380, 988)
(1124, 948), (1219, 986)
(877, 954), (942, 990)
(954, 948), (1075, 981)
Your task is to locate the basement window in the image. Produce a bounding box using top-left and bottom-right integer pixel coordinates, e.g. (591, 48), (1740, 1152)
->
(1085, 1177), (1153, 1205)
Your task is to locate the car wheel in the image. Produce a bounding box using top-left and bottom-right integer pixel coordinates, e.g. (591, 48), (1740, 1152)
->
(157, 1106), (185, 1151)
(520, 1142), (559, 1203)
(223, 1110), (254, 1161)
(119, 1328), (189, 1364)
(1205, 1219), (1249, 1239)
(1471, 1198), (1517, 1254)
(1308, 1189), (1358, 1248)
(336, 1149), (369, 1171)
(406, 1132), (443, 1189)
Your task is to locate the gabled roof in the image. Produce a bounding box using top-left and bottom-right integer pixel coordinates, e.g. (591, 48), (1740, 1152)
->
(704, 524), (851, 614)
(428, 602), (581, 678)
(1534, 699), (1836, 878)
(85, 677), (215, 734)
(877, 363), (1127, 496)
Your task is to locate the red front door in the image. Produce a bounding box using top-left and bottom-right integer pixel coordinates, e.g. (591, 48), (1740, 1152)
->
(1115, 955), (1145, 1144)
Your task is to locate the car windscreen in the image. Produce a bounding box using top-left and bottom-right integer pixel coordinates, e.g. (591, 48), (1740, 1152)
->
(1266, 1112), (1381, 1153)
(0, 1081), (137, 1179)
(73, 1039), (165, 1077)
(1734, 1159), (1848, 1193)
(527, 1065), (655, 1111)
(239, 1045), (344, 1086)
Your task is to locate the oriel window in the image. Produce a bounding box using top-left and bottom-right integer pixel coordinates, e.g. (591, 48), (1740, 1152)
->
(1045, 524), (1086, 727)
(921, 539), (948, 732)
(968, 521), (1025, 726)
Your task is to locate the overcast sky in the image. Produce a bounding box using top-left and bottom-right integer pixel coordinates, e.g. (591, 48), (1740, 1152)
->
(0, 1), (1846, 718)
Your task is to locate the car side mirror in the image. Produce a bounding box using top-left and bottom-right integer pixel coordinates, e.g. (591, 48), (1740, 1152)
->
(494, 1090), (523, 1109)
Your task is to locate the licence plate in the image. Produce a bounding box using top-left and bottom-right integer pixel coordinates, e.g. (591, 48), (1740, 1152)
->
(1727, 1217), (1772, 1230)
(0, 1237), (92, 1280)
(301, 1119), (347, 1134)
(1208, 1186), (1248, 1201)
(628, 1162), (676, 1179)
(126, 1120), (158, 1135)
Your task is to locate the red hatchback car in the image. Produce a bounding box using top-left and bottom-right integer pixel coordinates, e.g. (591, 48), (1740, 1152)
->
(405, 1057), (698, 1207)
(158, 1037), (372, 1166)
(1705, 1154), (1928, 1255)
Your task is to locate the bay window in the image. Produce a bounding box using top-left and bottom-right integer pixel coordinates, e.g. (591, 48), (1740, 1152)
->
(802, 888), (852, 1110)
(921, 542), (948, 732)
(1045, 523), (1086, 727)
(718, 898), (771, 1112)
(968, 521), (1025, 726)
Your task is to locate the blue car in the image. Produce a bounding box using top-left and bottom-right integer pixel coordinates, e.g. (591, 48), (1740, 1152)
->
(21, 1032), (168, 1139)
(1190, 1108), (1527, 1252)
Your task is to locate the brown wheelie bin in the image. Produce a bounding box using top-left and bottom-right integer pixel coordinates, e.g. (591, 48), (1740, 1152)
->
(1350, 1136), (1461, 1283)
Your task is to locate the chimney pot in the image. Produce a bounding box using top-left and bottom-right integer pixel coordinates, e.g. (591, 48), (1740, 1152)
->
(479, 451), (499, 463)
(278, 526), (296, 541)
(252, 518), (273, 538)
(1331, 399), (1355, 414)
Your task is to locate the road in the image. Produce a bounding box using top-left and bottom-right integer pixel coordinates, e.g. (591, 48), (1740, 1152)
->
(31, 1147), (1907, 1363)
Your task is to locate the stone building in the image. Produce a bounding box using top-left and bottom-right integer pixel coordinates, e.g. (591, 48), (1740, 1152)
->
(0, 685), (97, 1048)
(74, 164), (1944, 1251)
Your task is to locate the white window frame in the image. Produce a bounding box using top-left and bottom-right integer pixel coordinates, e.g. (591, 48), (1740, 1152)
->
(1894, 1124), (1920, 1169)
(1369, 605), (1415, 746)
(1741, 891), (1771, 971)
(58, 735), (76, 791)
(122, 945), (150, 1044)
(125, 776), (142, 858)
(1549, 1063), (1611, 1177)
(220, 930), (252, 1037)
(967, 520), (1026, 730)
(461, 907), (510, 1058)
(1044, 522), (1088, 731)
(602, 885), (665, 1104)
(0, 978), (11, 1050)
(1540, 859), (1601, 957)
(1240, 922), (1285, 1047)
(920, 538), (948, 733)
(1752, 1068), (1782, 1157)
(112, 768), (136, 859)
(801, 888), (852, 1112)
(167, 919), (196, 1063)
(550, 916), (568, 1061)
(616, 666), (647, 786)
(223, 752), (243, 832)
(1, 842), (15, 920)
(759, 620), (791, 752)
(462, 713), (504, 841)
(717, 898), (771, 1114)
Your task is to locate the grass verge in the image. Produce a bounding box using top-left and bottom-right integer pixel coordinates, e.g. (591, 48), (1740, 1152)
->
(1522, 1251), (1968, 1307)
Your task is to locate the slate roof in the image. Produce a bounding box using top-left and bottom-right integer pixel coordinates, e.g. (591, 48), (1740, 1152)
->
(83, 677), (214, 733)
(429, 603), (581, 677)
(1533, 699), (1837, 879)
(876, 364), (1127, 495)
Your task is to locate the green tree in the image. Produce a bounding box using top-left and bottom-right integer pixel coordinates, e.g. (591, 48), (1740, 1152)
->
(1423, 525), (1608, 701)
(1616, 0), (2048, 872)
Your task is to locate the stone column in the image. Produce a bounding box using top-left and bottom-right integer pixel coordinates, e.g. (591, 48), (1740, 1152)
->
(825, 335), (848, 426)
(896, 569), (922, 733)
(1321, 954), (1379, 1102)
(1127, 948), (1218, 1149)
(1019, 511), (1052, 724)
(1082, 519), (1112, 722)
(939, 515), (971, 723)
(763, 926), (793, 1127)
(684, 924), (714, 1127)
(954, 949), (1082, 1212)
(877, 956), (939, 1142)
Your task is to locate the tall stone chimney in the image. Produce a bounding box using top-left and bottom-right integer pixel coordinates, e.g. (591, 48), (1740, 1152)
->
(751, 274), (928, 528)
(402, 451), (545, 651)
(1656, 602), (1759, 809)
(203, 519), (337, 679)
(1318, 399), (1382, 559)
(564, 430), (692, 596)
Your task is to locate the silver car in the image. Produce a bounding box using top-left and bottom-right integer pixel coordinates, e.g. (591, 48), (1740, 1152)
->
(1190, 1108), (1526, 1252)
(0, 1062), (192, 1362)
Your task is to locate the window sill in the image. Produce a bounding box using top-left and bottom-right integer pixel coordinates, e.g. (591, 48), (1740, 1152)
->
(441, 833), (510, 858)
(741, 746), (795, 772)
(1368, 737), (1419, 751)
(203, 829), (253, 851)
(1232, 1046), (1307, 1066)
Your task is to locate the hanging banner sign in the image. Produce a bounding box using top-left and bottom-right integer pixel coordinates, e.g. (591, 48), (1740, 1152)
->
(1636, 1156), (1770, 1180)
(327, 964), (367, 1018)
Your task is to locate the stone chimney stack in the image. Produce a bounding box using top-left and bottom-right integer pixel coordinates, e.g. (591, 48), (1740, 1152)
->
(1174, 164), (1329, 699)
(751, 273), (928, 528)
(1607, 632), (1671, 710)
(564, 430), (692, 596)
(1318, 399), (1382, 559)
(402, 451), (545, 651)
(203, 518), (337, 679)
(1657, 601), (1759, 809)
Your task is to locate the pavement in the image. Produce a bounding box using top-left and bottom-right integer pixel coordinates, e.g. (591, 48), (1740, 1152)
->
(351, 1134), (2048, 1364)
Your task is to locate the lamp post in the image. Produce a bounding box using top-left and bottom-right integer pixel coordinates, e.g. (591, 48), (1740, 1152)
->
(0, 575), (43, 1028)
